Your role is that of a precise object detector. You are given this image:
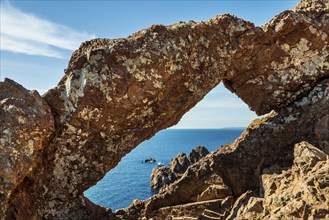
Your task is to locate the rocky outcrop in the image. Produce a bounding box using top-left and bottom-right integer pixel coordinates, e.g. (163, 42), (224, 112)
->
(120, 79), (329, 219)
(150, 146), (209, 189)
(143, 158), (156, 163)
(171, 153), (191, 174)
(0, 0), (328, 219)
(0, 79), (55, 218)
(189, 146), (209, 164)
(226, 141), (329, 220)
(170, 146), (210, 174)
(150, 166), (177, 190)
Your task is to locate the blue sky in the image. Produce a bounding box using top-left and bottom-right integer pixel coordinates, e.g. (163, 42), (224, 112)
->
(0, 0), (299, 128)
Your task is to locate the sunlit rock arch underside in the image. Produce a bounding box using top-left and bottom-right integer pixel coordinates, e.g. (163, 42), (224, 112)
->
(0, 0), (328, 219)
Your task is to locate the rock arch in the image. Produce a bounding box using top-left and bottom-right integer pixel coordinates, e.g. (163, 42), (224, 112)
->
(0, 0), (328, 219)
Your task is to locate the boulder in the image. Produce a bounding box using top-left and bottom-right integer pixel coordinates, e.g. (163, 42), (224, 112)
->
(150, 167), (177, 189)
(293, 141), (328, 175)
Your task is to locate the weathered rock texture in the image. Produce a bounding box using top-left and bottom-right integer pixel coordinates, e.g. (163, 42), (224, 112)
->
(189, 146), (209, 164)
(119, 79), (329, 220)
(150, 166), (177, 190)
(150, 146), (209, 189)
(0, 79), (55, 218)
(223, 141), (329, 220)
(0, 0), (328, 219)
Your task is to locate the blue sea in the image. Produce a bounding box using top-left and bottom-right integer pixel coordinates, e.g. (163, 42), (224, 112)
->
(84, 128), (244, 211)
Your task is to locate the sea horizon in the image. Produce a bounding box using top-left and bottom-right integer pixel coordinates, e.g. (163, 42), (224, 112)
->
(168, 127), (246, 130)
(85, 128), (244, 211)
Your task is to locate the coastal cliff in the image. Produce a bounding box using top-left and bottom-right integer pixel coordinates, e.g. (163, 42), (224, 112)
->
(0, 0), (328, 219)
(119, 80), (329, 219)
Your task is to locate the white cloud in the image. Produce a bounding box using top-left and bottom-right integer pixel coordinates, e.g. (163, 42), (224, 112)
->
(1, 35), (64, 58)
(0, 2), (96, 58)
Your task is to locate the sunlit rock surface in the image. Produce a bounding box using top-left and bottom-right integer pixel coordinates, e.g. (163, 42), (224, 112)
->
(119, 79), (329, 219)
(0, 0), (328, 219)
(0, 79), (54, 218)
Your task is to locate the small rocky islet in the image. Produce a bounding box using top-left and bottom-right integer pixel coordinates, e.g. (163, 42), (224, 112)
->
(143, 158), (157, 163)
(0, 0), (328, 219)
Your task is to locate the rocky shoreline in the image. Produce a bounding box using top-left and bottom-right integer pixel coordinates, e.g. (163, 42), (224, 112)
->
(118, 141), (328, 219)
(0, 0), (328, 219)
(117, 78), (329, 218)
(150, 146), (209, 189)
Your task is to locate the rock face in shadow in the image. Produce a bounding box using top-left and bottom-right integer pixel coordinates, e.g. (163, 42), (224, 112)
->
(171, 153), (191, 174)
(150, 166), (177, 190)
(189, 146), (209, 164)
(0, 0), (328, 219)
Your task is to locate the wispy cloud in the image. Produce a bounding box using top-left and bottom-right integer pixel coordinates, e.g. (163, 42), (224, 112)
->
(0, 2), (96, 58)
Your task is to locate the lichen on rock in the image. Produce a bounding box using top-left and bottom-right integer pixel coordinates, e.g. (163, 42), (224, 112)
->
(0, 79), (55, 218)
(120, 79), (329, 220)
(0, 0), (328, 219)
